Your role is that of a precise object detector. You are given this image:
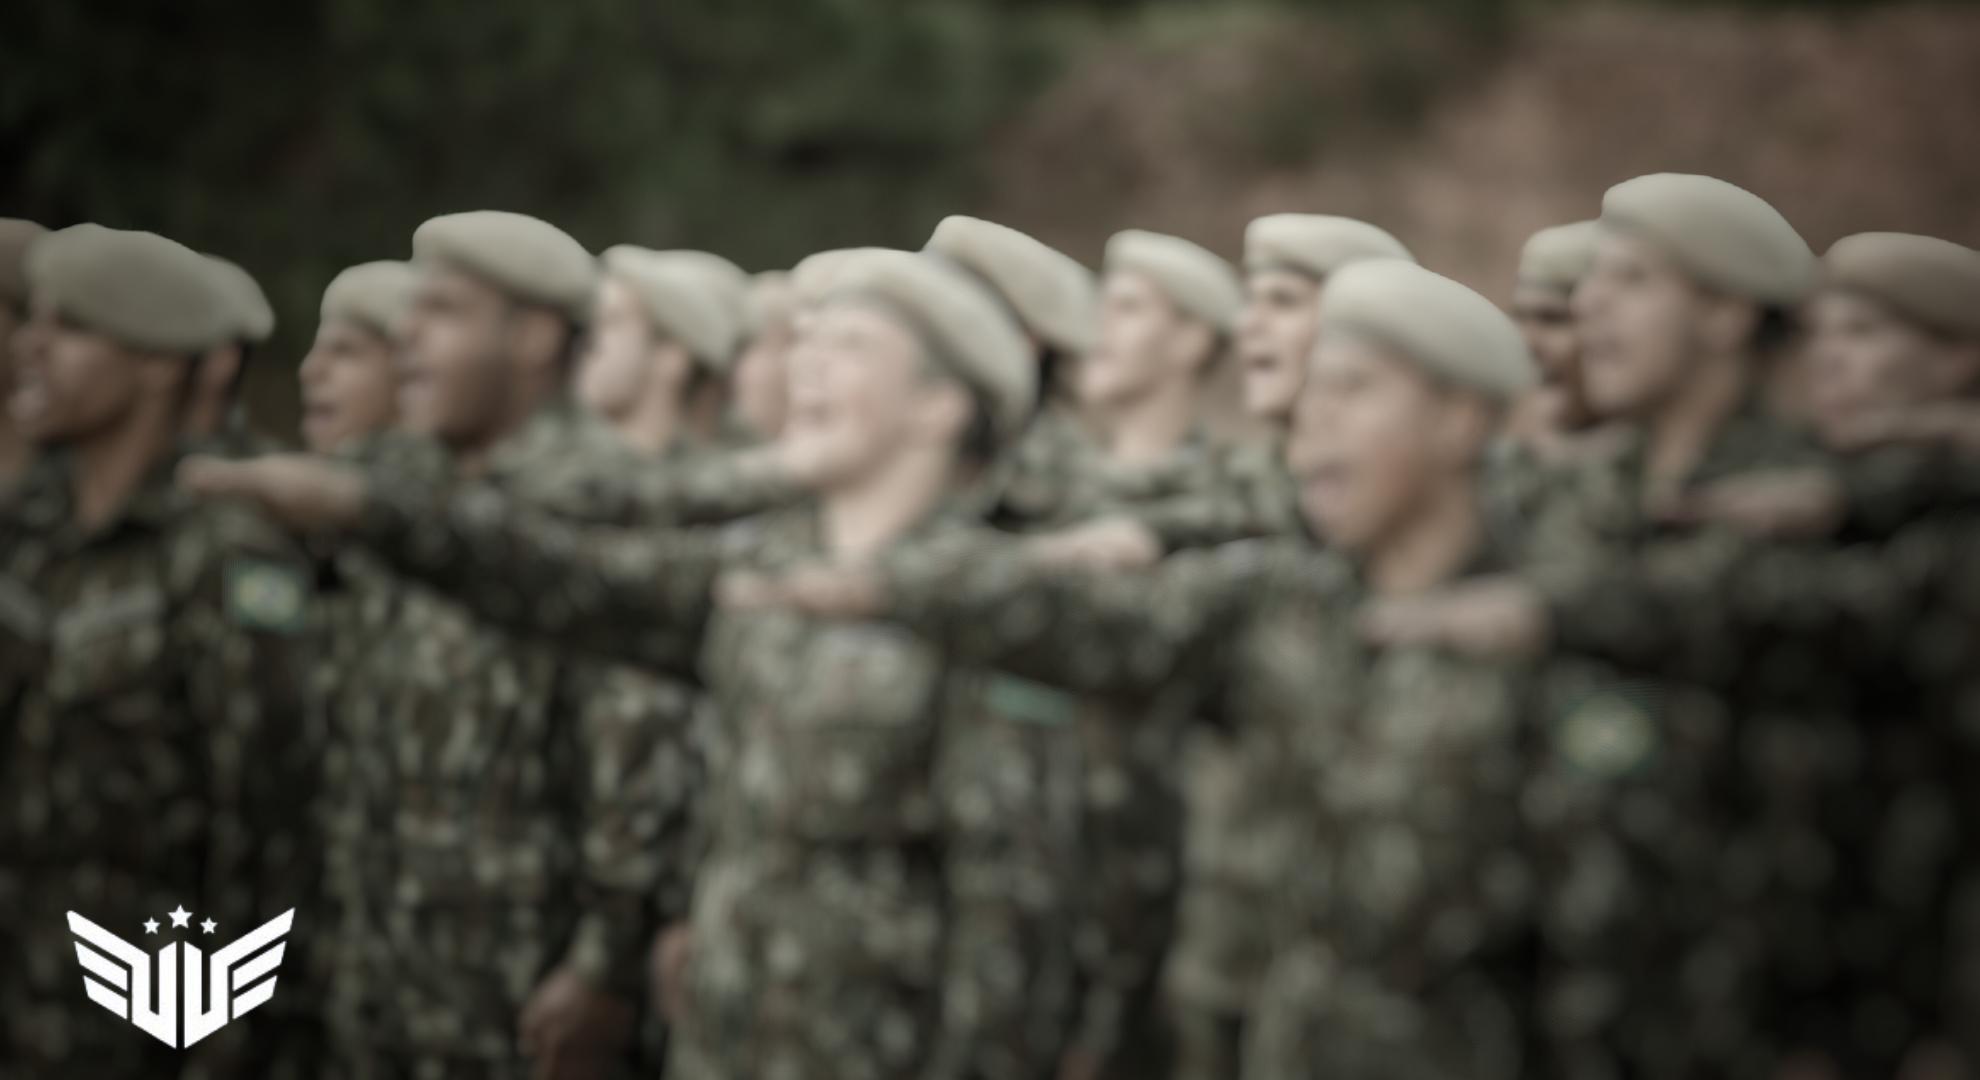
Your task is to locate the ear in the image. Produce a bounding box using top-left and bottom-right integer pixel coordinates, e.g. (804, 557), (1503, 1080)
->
(1695, 292), (1762, 357)
(509, 307), (571, 376)
(907, 375), (974, 450)
(195, 346), (242, 398)
(1429, 389), (1498, 467)
(1919, 337), (1980, 401)
(1167, 317), (1221, 378)
(646, 339), (695, 392)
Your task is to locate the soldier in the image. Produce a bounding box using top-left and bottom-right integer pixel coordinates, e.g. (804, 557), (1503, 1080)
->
(1153, 212), (1415, 1080)
(294, 210), (674, 1080)
(729, 257), (1550, 1079)
(577, 245), (742, 456)
(185, 249), (1076, 1080)
(724, 270), (797, 446)
(0, 225), (315, 1079)
(298, 260), (417, 454)
(1538, 173), (1820, 546)
(1506, 220), (1620, 462)
(1802, 232), (1980, 450)
(0, 217), (48, 492)
(923, 215), (1099, 533)
(188, 254), (283, 455)
(1035, 214), (1413, 562)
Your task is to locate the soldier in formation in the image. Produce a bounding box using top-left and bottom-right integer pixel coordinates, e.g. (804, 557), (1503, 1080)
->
(5, 166), (1980, 1080)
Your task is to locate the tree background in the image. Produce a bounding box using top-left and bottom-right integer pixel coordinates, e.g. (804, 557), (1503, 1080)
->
(1, 0), (1968, 433)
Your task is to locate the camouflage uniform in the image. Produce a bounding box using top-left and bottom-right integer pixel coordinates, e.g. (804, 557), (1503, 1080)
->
(1509, 399), (1863, 1077)
(313, 404), (708, 1079)
(994, 426), (1247, 1076)
(1534, 494), (1980, 1076)
(866, 533), (1576, 1080)
(0, 450), (315, 1080)
(327, 476), (1074, 1080)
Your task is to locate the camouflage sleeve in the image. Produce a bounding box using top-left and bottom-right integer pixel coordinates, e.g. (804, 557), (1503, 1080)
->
(352, 477), (730, 677)
(1540, 529), (1928, 688)
(926, 697), (1080, 1080)
(557, 666), (704, 1000)
(171, 510), (321, 1077)
(1835, 446), (1980, 538)
(884, 538), (1264, 700)
(1131, 441), (1301, 552)
(608, 449), (803, 528)
(174, 508), (319, 924)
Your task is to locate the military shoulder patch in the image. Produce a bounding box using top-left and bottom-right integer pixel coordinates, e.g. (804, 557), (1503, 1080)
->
(984, 672), (1076, 727)
(1555, 689), (1659, 778)
(223, 558), (309, 634)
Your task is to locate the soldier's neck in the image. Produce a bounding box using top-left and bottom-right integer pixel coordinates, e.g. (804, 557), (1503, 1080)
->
(1365, 477), (1485, 597)
(1100, 379), (1196, 467)
(71, 408), (179, 532)
(615, 388), (689, 458)
(1641, 353), (1749, 512)
(820, 445), (956, 562)
(453, 380), (561, 478)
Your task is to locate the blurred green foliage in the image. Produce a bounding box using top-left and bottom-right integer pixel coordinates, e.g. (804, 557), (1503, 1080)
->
(0, 0), (1928, 421)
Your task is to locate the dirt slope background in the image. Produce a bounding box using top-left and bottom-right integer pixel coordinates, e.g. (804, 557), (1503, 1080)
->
(977, 3), (1980, 299)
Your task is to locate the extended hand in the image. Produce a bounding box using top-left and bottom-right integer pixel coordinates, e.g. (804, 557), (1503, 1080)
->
(716, 563), (889, 619)
(518, 968), (635, 1080)
(1359, 577), (1551, 659)
(1659, 468), (1843, 539)
(177, 453), (368, 534)
(1022, 515), (1162, 572)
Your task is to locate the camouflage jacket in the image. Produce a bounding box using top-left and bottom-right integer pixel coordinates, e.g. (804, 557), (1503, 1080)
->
(871, 535), (1575, 1079)
(0, 450), (315, 1079)
(338, 483), (1076, 1080)
(313, 404), (713, 1072)
(1538, 508), (1980, 1076)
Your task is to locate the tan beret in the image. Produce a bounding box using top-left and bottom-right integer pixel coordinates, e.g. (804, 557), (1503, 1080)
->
(1601, 173), (1814, 305)
(322, 260), (418, 338)
(205, 255), (276, 344)
(1823, 232), (1980, 341)
(602, 245), (743, 371)
(790, 248), (897, 305)
(1244, 214), (1415, 281)
(745, 271), (795, 338)
(1517, 220), (1601, 293)
(1318, 259), (1535, 402)
(649, 251), (750, 342)
(1105, 229), (1244, 333)
(412, 210), (596, 324)
(926, 215), (1098, 355)
(25, 225), (236, 354)
(0, 218), (48, 304)
(826, 249), (1035, 440)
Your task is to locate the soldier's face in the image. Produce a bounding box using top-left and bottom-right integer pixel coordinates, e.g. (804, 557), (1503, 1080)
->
(1804, 290), (1980, 446)
(1511, 282), (1589, 427)
(398, 266), (517, 445)
(298, 316), (400, 453)
(8, 301), (152, 445)
(576, 277), (664, 424)
(1082, 271), (1204, 410)
(731, 317), (794, 439)
(1237, 269), (1323, 424)
(1574, 229), (1709, 421)
(1289, 334), (1473, 555)
(783, 301), (932, 491)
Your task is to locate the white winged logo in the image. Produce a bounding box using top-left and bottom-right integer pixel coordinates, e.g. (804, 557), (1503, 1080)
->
(66, 908), (295, 1049)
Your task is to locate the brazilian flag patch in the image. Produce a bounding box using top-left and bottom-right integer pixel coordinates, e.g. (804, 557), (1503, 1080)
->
(1555, 690), (1658, 778)
(224, 559), (308, 634)
(985, 673), (1076, 727)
